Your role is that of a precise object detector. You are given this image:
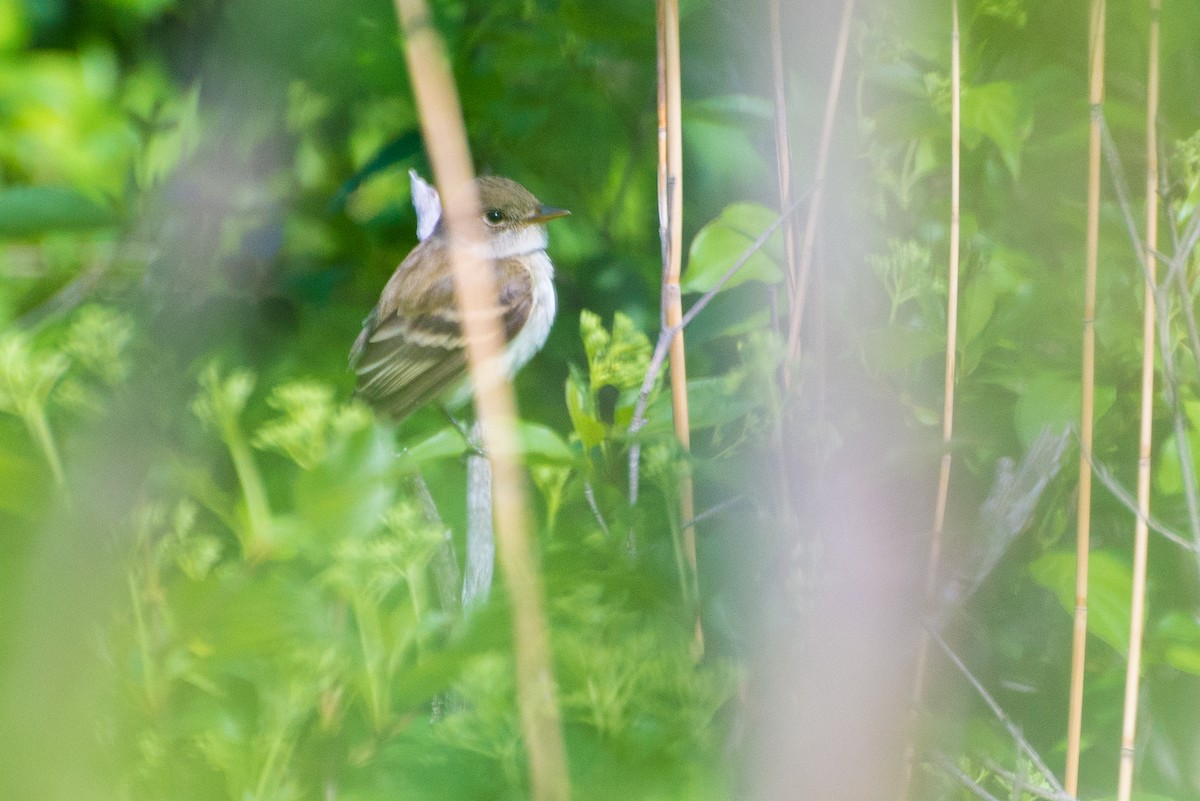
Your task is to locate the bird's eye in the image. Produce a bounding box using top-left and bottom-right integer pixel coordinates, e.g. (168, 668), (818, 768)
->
(484, 209), (505, 224)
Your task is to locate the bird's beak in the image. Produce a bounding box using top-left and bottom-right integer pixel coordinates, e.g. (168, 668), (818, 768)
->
(529, 205), (571, 223)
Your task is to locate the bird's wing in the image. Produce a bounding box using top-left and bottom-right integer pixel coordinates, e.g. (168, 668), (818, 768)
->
(350, 249), (535, 421)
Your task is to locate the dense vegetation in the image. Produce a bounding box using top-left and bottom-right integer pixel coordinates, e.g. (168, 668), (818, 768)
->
(2, 1), (1200, 800)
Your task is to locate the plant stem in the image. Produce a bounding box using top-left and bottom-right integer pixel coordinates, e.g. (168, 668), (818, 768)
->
(25, 404), (65, 486)
(656, 0), (701, 657)
(783, 0), (855, 373)
(1116, 3), (1159, 798)
(1065, 1), (1106, 792)
(392, 1), (570, 797)
(903, 5), (961, 797)
(223, 420), (273, 560)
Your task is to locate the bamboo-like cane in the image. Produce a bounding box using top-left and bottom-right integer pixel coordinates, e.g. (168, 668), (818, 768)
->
(391, 2), (570, 799)
(1065, 1), (1106, 793)
(900, 5), (961, 797)
(783, 0), (855, 375)
(1115, 4), (1160, 798)
(656, 0), (702, 656)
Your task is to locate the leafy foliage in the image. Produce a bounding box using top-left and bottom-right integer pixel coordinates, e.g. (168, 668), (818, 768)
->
(3, 0), (1200, 800)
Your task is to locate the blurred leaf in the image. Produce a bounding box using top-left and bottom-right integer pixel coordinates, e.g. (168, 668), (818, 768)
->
(961, 81), (1029, 176)
(518, 421), (575, 464)
(293, 423), (396, 547)
(0, 186), (120, 236)
(1030, 549), (1131, 654)
(638, 376), (755, 437)
(860, 326), (945, 374)
(566, 371), (606, 450)
(1154, 612), (1200, 676)
(683, 203), (784, 293)
(407, 426), (470, 463)
(1013, 374), (1114, 447)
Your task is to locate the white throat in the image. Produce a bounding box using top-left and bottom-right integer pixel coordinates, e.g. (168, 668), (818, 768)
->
(489, 224), (550, 259)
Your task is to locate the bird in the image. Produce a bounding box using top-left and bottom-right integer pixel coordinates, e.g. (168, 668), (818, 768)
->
(350, 175), (569, 422)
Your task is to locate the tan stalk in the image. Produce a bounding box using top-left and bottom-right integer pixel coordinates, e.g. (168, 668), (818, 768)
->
(766, 0), (799, 523)
(657, 0), (702, 655)
(900, 4), (961, 797)
(391, 2), (570, 799)
(1116, 3), (1160, 798)
(769, 0), (799, 300)
(1065, 1), (1106, 793)
(783, 0), (855, 377)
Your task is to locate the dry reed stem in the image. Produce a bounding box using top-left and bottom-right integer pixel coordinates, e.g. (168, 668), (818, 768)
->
(392, 2), (570, 798)
(765, 0), (801, 527)
(769, 0), (799, 301)
(656, 0), (702, 656)
(900, 6), (960, 798)
(783, 0), (854, 376)
(1065, 1), (1105, 793)
(1115, 4), (1159, 798)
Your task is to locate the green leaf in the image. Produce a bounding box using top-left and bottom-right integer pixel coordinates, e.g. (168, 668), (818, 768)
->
(566, 372), (605, 450)
(406, 426), (470, 463)
(638, 376), (755, 436)
(1013, 374), (1115, 447)
(683, 203), (784, 294)
(960, 81), (1029, 177)
(518, 421), (575, 463)
(1030, 549), (1132, 655)
(0, 186), (120, 237)
(860, 326), (945, 374)
(1152, 612), (1200, 676)
(293, 424), (396, 547)
(1155, 400), (1200, 496)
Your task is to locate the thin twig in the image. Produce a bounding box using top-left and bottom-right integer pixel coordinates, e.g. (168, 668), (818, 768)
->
(783, 0), (855, 374)
(930, 628), (1066, 794)
(1095, 85), (1200, 577)
(402, 472), (461, 614)
(391, 2), (569, 798)
(681, 494), (746, 530)
(980, 759), (1077, 801)
(1081, 447), (1197, 552)
(626, 194), (810, 506)
(582, 481), (610, 537)
(931, 752), (1004, 801)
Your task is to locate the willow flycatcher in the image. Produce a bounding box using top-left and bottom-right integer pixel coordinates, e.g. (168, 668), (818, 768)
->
(350, 175), (569, 421)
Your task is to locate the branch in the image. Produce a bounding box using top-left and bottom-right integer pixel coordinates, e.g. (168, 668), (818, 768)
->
(929, 628), (1065, 794)
(626, 191), (811, 506)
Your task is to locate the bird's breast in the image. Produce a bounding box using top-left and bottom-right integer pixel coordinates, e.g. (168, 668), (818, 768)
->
(503, 250), (556, 377)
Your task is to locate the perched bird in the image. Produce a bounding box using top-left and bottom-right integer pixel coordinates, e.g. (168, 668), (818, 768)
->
(350, 175), (569, 421)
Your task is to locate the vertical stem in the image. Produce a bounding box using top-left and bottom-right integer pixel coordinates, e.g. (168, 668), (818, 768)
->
(769, 0), (799, 302)
(783, 0), (855, 375)
(932, 0), (962, 605)
(767, 0), (800, 525)
(392, 2), (570, 798)
(224, 422), (273, 560)
(25, 405), (65, 487)
(657, 0), (702, 656)
(901, 5), (960, 798)
(1116, 3), (1159, 798)
(1066, 1), (1106, 793)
